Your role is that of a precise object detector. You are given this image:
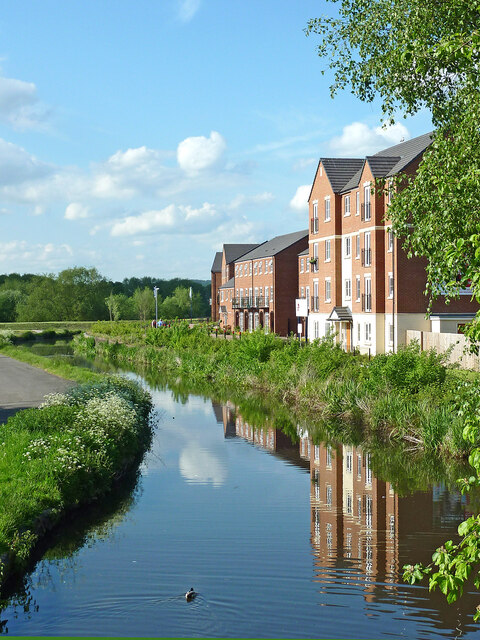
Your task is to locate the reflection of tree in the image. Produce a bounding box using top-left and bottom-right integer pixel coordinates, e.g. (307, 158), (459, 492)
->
(0, 469), (142, 630)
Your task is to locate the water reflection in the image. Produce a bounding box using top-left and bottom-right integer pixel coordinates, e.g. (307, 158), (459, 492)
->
(217, 399), (478, 638)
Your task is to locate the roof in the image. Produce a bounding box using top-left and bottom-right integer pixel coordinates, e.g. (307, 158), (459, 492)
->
(326, 306), (353, 322)
(211, 251), (222, 273)
(236, 229), (308, 262)
(224, 244), (259, 264)
(219, 277), (234, 289)
(312, 132), (433, 195)
(298, 248), (309, 256)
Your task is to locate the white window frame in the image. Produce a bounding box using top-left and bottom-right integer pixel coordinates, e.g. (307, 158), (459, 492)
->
(344, 194), (351, 217)
(325, 278), (332, 303)
(364, 184), (371, 221)
(388, 272), (394, 298)
(345, 278), (352, 300)
(325, 197), (331, 222)
(345, 236), (351, 258)
(356, 275), (361, 302)
(388, 229), (394, 252)
(325, 239), (331, 262)
(254, 262), (257, 275)
(365, 322), (372, 343)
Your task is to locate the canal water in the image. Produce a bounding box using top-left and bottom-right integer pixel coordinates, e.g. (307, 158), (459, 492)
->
(1, 345), (479, 638)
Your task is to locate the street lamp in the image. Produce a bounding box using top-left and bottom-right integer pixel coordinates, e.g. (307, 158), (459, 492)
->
(153, 286), (159, 326)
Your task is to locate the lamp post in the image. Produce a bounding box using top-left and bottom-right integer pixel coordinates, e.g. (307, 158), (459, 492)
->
(153, 286), (159, 326)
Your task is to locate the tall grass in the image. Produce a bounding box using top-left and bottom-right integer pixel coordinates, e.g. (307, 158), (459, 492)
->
(0, 377), (153, 588)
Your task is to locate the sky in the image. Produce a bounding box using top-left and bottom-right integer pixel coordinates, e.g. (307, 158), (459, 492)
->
(0, 0), (432, 282)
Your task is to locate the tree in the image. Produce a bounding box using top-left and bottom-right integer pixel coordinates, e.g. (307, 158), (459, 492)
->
(307, 0), (480, 616)
(306, 0), (480, 338)
(133, 287), (155, 321)
(0, 290), (23, 322)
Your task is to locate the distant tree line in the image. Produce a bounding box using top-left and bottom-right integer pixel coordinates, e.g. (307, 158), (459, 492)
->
(0, 267), (211, 322)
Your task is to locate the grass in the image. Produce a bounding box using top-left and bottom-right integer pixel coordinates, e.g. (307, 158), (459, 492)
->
(79, 321), (480, 459)
(0, 376), (153, 589)
(0, 321), (96, 332)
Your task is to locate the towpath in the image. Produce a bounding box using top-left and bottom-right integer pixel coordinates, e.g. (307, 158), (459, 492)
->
(0, 353), (73, 423)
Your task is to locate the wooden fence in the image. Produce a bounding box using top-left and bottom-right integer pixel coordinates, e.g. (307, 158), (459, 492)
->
(406, 330), (480, 371)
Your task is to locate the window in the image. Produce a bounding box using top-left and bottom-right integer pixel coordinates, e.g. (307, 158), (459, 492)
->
(254, 262), (257, 275)
(389, 323), (394, 344)
(365, 322), (372, 343)
(258, 261), (262, 274)
(325, 278), (331, 302)
(244, 264), (248, 276)
(388, 229), (394, 252)
(312, 201), (319, 234)
(346, 492), (353, 515)
(362, 232), (371, 266)
(325, 197), (331, 221)
(388, 273), (394, 298)
(235, 265), (238, 277)
(387, 180), (393, 205)
(325, 239), (331, 262)
(306, 286), (310, 310)
(314, 321), (320, 339)
(363, 185), (371, 221)
(344, 195), (351, 216)
(249, 262), (252, 275)
(326, 445), (332, 467)
(306, 258), (310, 273)
(300, 258), (304, 273)
(357, 454), (362, 478)
(356, 235), (360, 258)
(356, 191), (360, 215)
(300, 286), (305, 299)
(270, 286), (273, 302)
(345, 236), (351, 258)
(326, 485), (332, 507)
(345, 278), (352, 300)
(363, 276), (372, 312)
(265, 287), (269, 303)
(357, 322), (361, 342)
(220, 290), (224, 302)
(346, 451), (353, 473)
(313, 243), (319, 271)
(356, 276), (361, 301)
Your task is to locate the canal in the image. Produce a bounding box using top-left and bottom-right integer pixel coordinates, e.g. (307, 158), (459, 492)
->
(0, 344), (479, 638)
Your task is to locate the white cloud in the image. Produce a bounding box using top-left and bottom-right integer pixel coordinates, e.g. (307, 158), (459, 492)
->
(0, 138), (53, 186)
(177, 131), (226, 174)
(0, 240), (73, 270)
(177, 0), (201, 22)
(329, 122), (411, 157)
(110, 202), (222, 237)
(290, 185), (310, 212)
(65, 202), (89, 220)
(228, 192), (274, 211)
(0, 75), (49, 130)
(179, 443), (226, 486)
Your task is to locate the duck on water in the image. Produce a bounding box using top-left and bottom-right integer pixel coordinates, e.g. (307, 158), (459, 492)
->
(185, 588), (197, 601)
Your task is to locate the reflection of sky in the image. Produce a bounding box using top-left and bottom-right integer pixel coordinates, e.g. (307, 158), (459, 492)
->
(142, 386), (228, 487)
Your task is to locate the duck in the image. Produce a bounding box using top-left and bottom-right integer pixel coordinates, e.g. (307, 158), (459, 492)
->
(185, 587), (197, 601)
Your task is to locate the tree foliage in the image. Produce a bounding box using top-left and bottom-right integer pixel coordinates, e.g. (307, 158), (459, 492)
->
(306, 0), (480, 339)
(307, 0), (480, 616)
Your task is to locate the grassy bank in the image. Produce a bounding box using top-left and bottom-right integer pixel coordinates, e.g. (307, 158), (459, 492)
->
(0, 376), (153, 591)
(80, 321), (480, 459)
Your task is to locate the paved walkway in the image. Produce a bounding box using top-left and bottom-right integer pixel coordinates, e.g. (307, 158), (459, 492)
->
(0, 353), (74, 423)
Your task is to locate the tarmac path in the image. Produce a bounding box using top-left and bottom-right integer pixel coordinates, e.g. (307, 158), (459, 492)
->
(0, 353), (74, 423)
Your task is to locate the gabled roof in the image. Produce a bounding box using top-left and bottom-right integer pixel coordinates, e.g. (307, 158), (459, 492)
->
(313, 132), (433, 196)
(373, 131), (433, 176)
(235, 229), (308, 262)
(298, 248), (309, 256)
(219, 277), (234, 289)
(211, 251), (222, 273)
(224, 244), (259, 264)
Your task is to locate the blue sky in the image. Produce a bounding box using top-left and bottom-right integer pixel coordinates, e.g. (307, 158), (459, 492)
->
(0, 0), (432, 281)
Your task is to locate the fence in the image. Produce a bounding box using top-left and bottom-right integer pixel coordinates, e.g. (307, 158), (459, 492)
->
(406, 330), (480, 371)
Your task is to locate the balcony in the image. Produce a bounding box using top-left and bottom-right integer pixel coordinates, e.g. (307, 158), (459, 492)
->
(311, 296), (319, 312)
(310, 217), (319, 234)
(361, 248), (372, 267)
(233, 297), (269, 309)
(361, 293), (372, 312)
(361, 203), (371, 222)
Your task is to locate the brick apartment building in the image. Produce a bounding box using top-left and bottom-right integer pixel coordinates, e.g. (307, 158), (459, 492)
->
(303, 133), (479, 353)
(211, 243), (258, 324)
(232, 229), (308, 335)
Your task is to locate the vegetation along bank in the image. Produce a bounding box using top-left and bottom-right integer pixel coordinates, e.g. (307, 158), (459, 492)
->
(79, 321), (480, 459)
(0, 375), (153, 592)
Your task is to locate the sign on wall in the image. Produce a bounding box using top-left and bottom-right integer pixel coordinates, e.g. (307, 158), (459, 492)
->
(295, 298), (308, 317)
